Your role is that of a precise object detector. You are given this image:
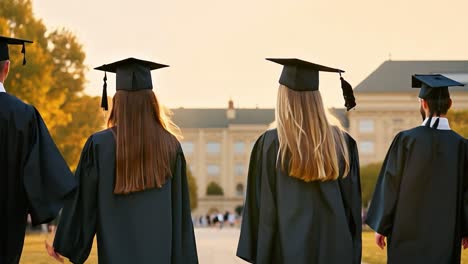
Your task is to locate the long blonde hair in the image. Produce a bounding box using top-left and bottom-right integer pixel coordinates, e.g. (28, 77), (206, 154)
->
(108, 90), (182, 194)
(276, 85), (350, 182)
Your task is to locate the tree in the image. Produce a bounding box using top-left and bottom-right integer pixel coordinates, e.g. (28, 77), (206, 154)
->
(0, 0), (69, 132)
(360, 162), (382, 207)
(206, 182), (224, 196)
(235, 205), (243, 216)
(186, 168), (198, 211)
(54, 96), (106, 171)
(0, 0), (104, 169)
(447, 110), (468, 138)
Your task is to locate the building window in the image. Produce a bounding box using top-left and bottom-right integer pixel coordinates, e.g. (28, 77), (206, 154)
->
(393, 118), (403, 125)
(234, 141), (245, 154)
(235, 163), (245, 176)
(359, 119), (374, 133)
(360, 141), (375, 154)
(181, 142), (194, 154)
(207, 164), (220, 176)
(206, 142), (221, 154)
(236, 183), (244, 196)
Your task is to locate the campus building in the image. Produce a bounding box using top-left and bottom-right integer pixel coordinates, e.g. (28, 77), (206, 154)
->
(348, 60), (468, 165)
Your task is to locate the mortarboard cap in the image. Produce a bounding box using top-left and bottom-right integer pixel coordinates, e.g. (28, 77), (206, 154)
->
(412, 74), (464, 99)
(94, 57), (169, 110)
(267, 58), (356, 111)
(267, 58), (343, 92)
(0, 36), (33, 65)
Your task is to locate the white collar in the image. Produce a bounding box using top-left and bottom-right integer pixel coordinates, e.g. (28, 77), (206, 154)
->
(0, 82), (5, 93)
(421, 117), (451, 130)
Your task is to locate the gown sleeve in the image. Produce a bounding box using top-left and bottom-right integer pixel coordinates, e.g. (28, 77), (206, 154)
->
(236, 132), (277, 263)
(338, 136), (362, 264)
(365, 132), (405, 236)
(171, 150), (198, 264)
(462, 140), (468, 236)
(53, 136), (98, 264)
(23, 106), (77, 225)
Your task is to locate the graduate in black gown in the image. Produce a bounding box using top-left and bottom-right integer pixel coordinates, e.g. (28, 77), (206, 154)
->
(48, 58), (198, 264)
(0, 36), (77, 264)
(366, 74), (468, 264)
(237, 58), (361, 264)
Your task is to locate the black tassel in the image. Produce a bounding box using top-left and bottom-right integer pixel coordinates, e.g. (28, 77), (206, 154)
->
(101, 72), (108, 111)
(425, 111), (433, 128)
(21, 43), (26, 65)
(432, 117), (440, 129)
(340, 75), (356, 111)
(431, 88), (443, 129)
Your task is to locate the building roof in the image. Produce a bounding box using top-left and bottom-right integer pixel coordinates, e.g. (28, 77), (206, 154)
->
(354, 60), (468, 93)
(171, 107), (350, 129)
(171, 108), (276, 128)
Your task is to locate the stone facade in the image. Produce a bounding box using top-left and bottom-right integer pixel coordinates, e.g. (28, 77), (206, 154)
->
(172, 101), (275, 215)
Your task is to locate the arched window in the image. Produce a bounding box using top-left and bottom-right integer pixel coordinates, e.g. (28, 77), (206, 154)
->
(236, 183), (244, 196)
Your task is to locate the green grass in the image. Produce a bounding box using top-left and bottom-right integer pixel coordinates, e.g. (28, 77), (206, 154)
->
(20, 231), (468, 264)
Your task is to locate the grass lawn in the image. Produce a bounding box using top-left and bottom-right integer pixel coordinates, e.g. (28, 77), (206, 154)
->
(20, 231), (468, 264)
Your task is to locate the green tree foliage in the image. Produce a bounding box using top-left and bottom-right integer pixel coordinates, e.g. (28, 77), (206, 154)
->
(360, 162), (382, 207)
(235, 205), (243, 216)
(0, 0), (105, 170)
(186, 168), (198, 211)
(206, 182), (224, 196)
(448, 110), (468, 138)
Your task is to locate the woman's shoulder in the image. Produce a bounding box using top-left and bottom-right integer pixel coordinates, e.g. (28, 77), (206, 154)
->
(258, 128), (279, 144)
(86, 127), (116, 146)
(93, 127), (115, 138)
(249, 128), (279, 153)
(343, 131), (356, 145)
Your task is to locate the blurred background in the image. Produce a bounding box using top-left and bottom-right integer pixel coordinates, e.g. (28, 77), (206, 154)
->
(2, 0), (467, 263)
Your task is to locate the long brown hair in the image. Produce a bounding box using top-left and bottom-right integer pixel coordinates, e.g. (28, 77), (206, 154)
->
(108, 89), (181, 194)
(276, 85), (350, 182)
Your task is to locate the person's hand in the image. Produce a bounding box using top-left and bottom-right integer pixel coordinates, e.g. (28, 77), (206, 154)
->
(375, 233), (386, 249)
(462, 237), (468, 249)
(45, 234), (64, 263)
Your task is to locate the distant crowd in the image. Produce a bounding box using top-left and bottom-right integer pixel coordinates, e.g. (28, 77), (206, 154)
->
(193, 211), (239, 228)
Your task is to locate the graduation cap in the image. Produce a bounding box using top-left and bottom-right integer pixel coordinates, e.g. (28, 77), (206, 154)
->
(267, 58), (356, 111)
(0, 36), (33, 65)
(94, 57), (169, 110)
(412, 74), (464, 99)
(412, 74), (464, 128)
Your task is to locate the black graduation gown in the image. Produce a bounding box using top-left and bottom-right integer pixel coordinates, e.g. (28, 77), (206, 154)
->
(366, 126), (468, 264)
(0, 93), (77, 264)
(236, 129), (362, 264)
(53, 128), (198, 264)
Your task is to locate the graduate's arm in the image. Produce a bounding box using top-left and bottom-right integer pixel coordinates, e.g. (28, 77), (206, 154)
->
(236, 134), (265, 263)
(365, 133), (406, 236)
(23, 106), (77, 225)
(53, 136), (98, 264)
(171, 150), (198, 264)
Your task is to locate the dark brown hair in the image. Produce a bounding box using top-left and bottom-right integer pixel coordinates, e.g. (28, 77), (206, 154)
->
(108, 90), (180, 194)
(425, 95), (450, 115)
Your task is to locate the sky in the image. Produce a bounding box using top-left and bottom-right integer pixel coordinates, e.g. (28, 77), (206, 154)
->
(32, 0), (468, 109)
